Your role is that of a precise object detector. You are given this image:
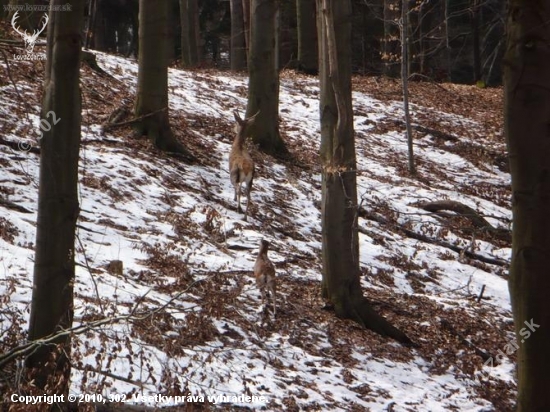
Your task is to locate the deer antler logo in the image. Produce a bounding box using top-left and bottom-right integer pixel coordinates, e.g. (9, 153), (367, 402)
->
(11, 11), (49, 55)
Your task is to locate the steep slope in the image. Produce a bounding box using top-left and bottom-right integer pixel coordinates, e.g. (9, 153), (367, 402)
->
(0, 48), (515, 411)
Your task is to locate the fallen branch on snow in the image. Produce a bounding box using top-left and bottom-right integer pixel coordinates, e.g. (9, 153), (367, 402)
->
(418, 200), (511, 242)
(358, 208), (509, 268)
(0, 197), (33, 213)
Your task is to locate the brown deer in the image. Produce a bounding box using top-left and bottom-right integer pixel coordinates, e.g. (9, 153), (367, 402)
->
(253, 239), (276, 316)
(229, 110), (259, 220)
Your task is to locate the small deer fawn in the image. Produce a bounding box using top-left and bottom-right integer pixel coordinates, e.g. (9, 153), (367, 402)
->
(254, 239), (276, 316)
(229, 110), (259, 220)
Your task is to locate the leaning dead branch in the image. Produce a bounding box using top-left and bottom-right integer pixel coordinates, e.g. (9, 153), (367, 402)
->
(417, 200), (511, 242)
(440, 318), (491, 362)
(0, 197), (33, 213)
(101, 107), (164, 134)
(358, 208), (508, 267)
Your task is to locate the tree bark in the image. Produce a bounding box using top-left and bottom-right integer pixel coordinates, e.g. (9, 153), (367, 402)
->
(443, 0), (452, 81)
(318, 0), (411, 345)
(135, 0), (189, 155)
(230, 0), (247, 70)
(504, 0), (550, 410)
(179, 0), (200, 67)
(401, 0), (415, 174)
(471, 0), (481, 82)
(188, 0), (200, 65)
(242, 0), (251, 61)
(92, 0), (118, 52)
(296, 0), (318, 75)
(166, 0), (179, 65)
(418, 0), (428, 76)
(84, 0), (97, 49)
(26, 0), (84, 392)
(246, 0), (288, 156)
(179, 0), (191, 67)
(405, 0), (418, 75)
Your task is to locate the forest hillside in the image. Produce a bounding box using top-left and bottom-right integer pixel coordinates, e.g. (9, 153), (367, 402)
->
(0, 48), (515, 411)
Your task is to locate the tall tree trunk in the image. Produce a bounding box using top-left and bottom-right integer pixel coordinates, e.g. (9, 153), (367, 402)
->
(188, 0), (200, 65)
(504, 0), (550, 410)
(418, 0), (429, 76)
(471, 0), (481, 83)
(296, 0), (318, 74)
(92, 0), (104, 50)
(443, 0), (452, 81)
(318, 0), (411, 344)
(230, 0), (247, 70)
(275, 4), (280, 70)
(179, 0), (191, 66)
(401, 0), (415, 174)
(482, 1), (505, 85)
(166, 0), (179, 65)
(135, 0), (189, 155)
(246, 0), (288, 156)
(93, 0), (118, 52)
(85, 0), (97, 49)
(26, 0), (84, 392)
(180, 0), (200, 67)
(242, 0), (251, 61)
(405, 0), (416, 75)
(128, 6), (139, 57)
(119, 2), (139, 57)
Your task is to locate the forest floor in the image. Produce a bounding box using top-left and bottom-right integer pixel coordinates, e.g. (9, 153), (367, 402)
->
(0, 33), (515, 411)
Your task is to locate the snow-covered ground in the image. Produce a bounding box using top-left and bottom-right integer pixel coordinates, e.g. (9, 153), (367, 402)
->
(0, 49), (515, 411)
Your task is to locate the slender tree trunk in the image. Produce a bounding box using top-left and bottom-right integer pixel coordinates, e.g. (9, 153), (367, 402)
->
(405, 0), (415, 75)
(180, 0), (199, 67)
(93, 0), (108, 51)
(230, 0), (247, 70)
(296, 0), (318, 74)
(246, 0), (288, 156)
(127, 5), (139, 58)
(471, 0), (481, 83)
(401, 0), (415, 174)
(188, 0), (200, 65)
(483, 1), (505, 85)
(275, 4), (280, 70)
(318, 0), (411, 344)
(179, 0), (191, 66)
(242, 0), (251, 62)
(26, 0), (84, 392)
(504, 1), (550, 410)
(418, 0), (428, 76)
(166, 0), (178, 66)
(360, 3), (367, 73)
(135, 0), (189, 155)
(443, 0), (452, 81)
(93, 0), (118, 52)
(84, 0), (97, 49)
